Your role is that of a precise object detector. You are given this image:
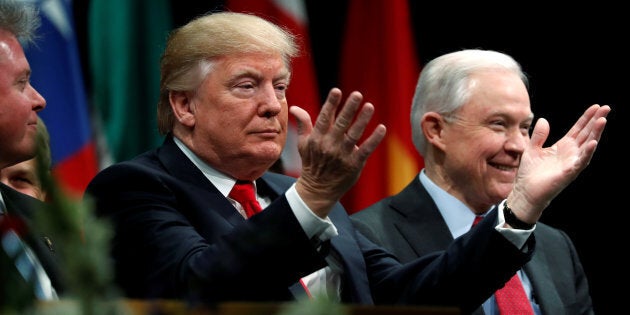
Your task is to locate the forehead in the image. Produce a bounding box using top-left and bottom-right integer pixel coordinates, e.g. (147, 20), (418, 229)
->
(450, 75), (533, 125)
(0, 31), (27, 75)
(465, 71), (530, 107)
(217, 52), (289, 75)
(0, 30), (20, 59)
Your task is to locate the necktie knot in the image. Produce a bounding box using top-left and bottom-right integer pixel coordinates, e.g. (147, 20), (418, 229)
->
(229, 180), (262, 218)
(472, 215), (483, 227)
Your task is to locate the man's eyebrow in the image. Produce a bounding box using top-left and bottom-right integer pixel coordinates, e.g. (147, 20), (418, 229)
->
(16, 68), (31, 79)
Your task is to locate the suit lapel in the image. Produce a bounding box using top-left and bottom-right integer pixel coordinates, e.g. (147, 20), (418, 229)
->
(0, 184), (63, 291)
(157, 136), (245, 226)
(391, 179), (453, 256)
(523, 230), (563, 314)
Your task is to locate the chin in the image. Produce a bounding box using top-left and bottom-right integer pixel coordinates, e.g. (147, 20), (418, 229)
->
(495, 188), (512, 200)
(256, 144), (282, 157)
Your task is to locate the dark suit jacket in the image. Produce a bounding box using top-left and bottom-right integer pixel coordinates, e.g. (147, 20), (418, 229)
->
(351, 176), (594, 315)
(0, 183), (65, 300)
(84, 135), (534, 312)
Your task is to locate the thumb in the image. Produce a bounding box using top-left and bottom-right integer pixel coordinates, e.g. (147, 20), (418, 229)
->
(530, 117), (550, 148)
(289, 106), (313, 137)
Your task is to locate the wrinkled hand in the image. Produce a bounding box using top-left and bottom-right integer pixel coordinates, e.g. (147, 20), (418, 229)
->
(507, 104), (611, 223)
(290, 88), (386, 218)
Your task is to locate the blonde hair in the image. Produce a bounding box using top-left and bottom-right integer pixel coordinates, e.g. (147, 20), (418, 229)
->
(157, 11), (299, 134)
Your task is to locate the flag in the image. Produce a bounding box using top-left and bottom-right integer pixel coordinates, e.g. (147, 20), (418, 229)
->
(23, 0), (98, 197)
(88, 0), (172, 165)
(226, 0), (321, 177)
(339, 0), (423, 213)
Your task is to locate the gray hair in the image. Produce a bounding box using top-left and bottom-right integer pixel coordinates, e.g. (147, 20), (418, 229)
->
(410, 49), (529, 156)
(157, 11), (299, 134)
(0, 0), (40, 45)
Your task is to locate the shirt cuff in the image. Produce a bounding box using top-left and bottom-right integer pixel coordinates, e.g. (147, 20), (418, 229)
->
(495, 199), (535, 250)
(286, 184), (338, 241)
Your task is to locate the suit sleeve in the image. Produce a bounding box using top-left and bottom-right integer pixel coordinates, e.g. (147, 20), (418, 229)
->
(359, 209), (535, 313)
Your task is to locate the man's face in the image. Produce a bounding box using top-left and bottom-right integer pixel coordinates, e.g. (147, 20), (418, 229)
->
(0, 30), (46, 169)
(0, 158), (45, 201)
(186, 52), (289, 179)
(440, 70), (533, 210)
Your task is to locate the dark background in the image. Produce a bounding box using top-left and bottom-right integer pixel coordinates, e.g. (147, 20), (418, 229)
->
(75, 1), (626, 313)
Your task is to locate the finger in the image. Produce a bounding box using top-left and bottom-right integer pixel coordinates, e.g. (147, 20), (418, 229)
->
(581, 105), (610, 144)
(332, 91), (363, 138)
(568, 104), (609, 144)
(577, 116), (608, 166)
(313, 88), (342, 134)
(344, 102), (375, 148)
(588, 115), (609, 144)
(356, 124), (387, 161)
(573, 105), (610, 147)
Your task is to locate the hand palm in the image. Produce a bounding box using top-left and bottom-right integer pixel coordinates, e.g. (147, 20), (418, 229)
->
(511, 104), (610, 218)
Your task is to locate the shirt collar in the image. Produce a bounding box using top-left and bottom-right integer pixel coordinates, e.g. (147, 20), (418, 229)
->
(419, 169), (493, 238)
(172, 136), (243, 197)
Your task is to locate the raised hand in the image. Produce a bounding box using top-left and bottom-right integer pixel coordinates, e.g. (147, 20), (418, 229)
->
(507, 104), (611, 223)
(290, 88), (386, 218)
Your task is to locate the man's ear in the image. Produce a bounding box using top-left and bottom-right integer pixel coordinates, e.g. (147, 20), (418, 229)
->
(169, 91), (196, 127)
(421, 112), (448, 151)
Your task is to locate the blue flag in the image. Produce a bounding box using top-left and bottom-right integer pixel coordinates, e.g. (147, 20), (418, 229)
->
(23, 0), (98, 196)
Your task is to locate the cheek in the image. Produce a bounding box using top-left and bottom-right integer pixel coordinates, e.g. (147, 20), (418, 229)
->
(201, 103), (238, 128)
(0, 97), (30, 123)
(469, 132), (504, 153)
(0, 111), (26, 142)
(279, 111), (289, 128)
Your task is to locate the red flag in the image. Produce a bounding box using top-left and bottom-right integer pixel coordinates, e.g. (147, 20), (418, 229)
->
(340, 0), (424, 213)
(226, 0), (321, 177)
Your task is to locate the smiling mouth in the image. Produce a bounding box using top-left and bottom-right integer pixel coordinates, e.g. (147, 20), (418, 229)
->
(489, 163), (517, 171)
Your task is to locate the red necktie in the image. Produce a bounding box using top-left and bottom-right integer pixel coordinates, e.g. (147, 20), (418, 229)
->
(495, 274), (534, 314)
(229, 180), (262, 218)
(472, 215), (484, 227)
(472, 215), (534, 314)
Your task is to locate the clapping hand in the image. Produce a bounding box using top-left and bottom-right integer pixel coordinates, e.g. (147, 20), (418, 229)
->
(291, 88), (386, 218)
(507, 104), (611, 223)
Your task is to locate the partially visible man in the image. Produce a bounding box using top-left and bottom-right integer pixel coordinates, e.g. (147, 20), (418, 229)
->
(84, 12), (609, 313)
(0, 0), (63, 305)
(352, 49), (597, 314)
(0, 117), (51, 201)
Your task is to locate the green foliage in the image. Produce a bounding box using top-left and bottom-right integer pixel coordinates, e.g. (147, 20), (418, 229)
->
(32, 140), (125, 315)
(0, 133), (128, 314)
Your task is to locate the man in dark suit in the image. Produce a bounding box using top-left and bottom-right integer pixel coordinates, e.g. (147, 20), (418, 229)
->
(84, 12), (609, 313)
(0, 0), (63, 305)
(352, 49), (596, 315)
